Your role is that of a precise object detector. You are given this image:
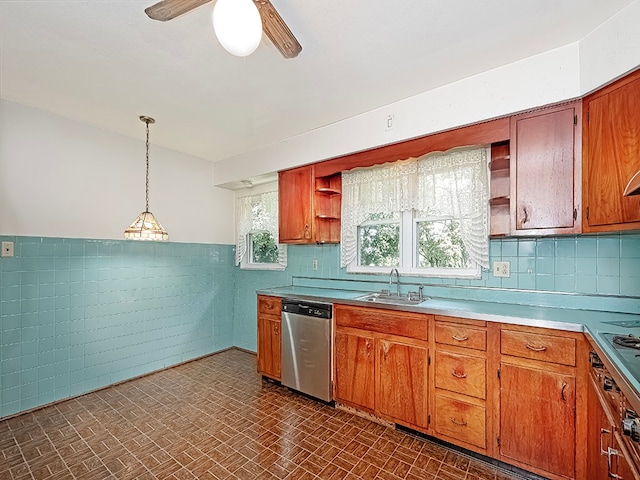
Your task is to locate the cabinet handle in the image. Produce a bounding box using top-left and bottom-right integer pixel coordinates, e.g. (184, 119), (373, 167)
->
(525, 343), (547, 352)
(561, 381), (567, 401)
(450, 417), (467, 427)
(382, 341), (389, 361)
(600, 428), (611, 456)
(304, 224), (310, 238)
(366, 340), (372, 357)
(452, 334), (468, 342)
(522, 207), (529, 224)
(274, 325), (279, 336)
(451, 370), (467, 379)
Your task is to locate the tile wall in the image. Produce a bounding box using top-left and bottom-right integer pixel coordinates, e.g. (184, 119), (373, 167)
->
(0, 236), (235, 418)
(233, 233), (640, 351)
(2, 232), (638, 418)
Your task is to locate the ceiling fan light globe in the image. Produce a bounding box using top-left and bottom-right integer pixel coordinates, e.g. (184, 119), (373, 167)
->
(213, 0), (262, 57)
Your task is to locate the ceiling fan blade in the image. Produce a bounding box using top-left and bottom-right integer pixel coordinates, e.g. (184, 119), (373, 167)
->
(145, 0), (213, 21)
(254, 0), (302, 59)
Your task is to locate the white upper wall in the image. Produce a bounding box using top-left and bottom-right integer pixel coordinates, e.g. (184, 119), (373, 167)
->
(214, 1), (640, 187)
(0, 100), (235, 244)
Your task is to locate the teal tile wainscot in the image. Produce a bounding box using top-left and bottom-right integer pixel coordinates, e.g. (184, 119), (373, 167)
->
(2, 232), (639, 419)
(0, 237), (235, 418)
(234, 233), (640, 351)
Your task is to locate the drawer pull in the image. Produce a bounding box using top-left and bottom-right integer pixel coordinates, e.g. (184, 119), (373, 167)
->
(561, 382), (567, 402)
(451, 371), (467, 379)
(452, 334), (469, 342)
(525, 343), (547, 352)
(450, 417), (467, 427)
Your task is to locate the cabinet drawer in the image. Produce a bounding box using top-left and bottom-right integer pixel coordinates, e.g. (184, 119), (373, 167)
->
(258, 296), (282, 316)
(434, 394), (486, 449)
(335, 305), (429, 340)
(435, 351), (486, 399)
(435, 323), (487, 351)
(501, 329), (576, 366)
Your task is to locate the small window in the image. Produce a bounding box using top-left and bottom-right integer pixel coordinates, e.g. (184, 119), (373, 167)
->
(249, 231), (279, 264)
(236, 189), (286, 270)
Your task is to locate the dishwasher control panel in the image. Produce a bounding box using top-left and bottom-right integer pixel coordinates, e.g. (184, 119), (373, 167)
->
(282, 300), (332, 319)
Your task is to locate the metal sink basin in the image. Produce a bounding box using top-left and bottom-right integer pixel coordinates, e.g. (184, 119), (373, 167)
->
(355, 292), (428, 306)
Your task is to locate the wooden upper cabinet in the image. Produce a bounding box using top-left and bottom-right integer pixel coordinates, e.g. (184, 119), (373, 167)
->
(279, 166), (313, 243)
(509, 102), (581, 235)
(583, 69), (640, 231)
(278, 165), (341, 244)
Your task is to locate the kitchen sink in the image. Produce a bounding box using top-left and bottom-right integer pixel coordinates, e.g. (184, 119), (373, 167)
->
(355, 291), (428, 306)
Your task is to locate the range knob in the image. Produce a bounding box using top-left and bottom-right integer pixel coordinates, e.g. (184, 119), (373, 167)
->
(604, 376), (616, 391)
(590, 351), (604, 369)
(622, 416), (640, 442)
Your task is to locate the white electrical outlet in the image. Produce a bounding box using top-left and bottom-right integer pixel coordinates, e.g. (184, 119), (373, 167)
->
(312, 259), (318, 271)
(493, 261), (510, 278)
(2, 241), (14, 257)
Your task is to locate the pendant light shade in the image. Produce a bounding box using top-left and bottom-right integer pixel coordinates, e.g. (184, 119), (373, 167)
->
(124, 116), (169, 241)
(213, 0), (262, 57)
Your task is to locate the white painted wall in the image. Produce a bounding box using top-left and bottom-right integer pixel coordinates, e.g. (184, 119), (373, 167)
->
(213, 3), (640, 187)
(0, 100), (235, 244)
(580, 0), (640, 94)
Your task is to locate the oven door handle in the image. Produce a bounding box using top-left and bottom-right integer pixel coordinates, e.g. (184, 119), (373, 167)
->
(607, 446), (622, 479)
(601, 428), (611, 456)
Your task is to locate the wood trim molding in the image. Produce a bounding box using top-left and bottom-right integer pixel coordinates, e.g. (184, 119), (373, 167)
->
(313, 117), (510, 177)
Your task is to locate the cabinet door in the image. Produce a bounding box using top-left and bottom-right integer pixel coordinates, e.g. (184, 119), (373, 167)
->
(334, 330), (375, 410)
(278, 166), (313, 243)
(584, 72), (640, 230)
(376, 339), (428, 428)
(500, 363), (575, 478)
(510, 104), (580, 234)
(257, 316), (281, 380)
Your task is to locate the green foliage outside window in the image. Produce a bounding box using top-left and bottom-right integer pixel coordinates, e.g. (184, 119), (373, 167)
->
(251, 232), (279, 264)
(417, 219), (470, 268)
(359, 223), (400, 267)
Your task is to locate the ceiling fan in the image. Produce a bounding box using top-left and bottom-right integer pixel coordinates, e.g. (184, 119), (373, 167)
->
(145, 0), (302, 58)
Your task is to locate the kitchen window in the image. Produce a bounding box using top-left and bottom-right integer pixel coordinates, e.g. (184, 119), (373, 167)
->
(236, 190), (287, 270)
(343, 147), (489, 278)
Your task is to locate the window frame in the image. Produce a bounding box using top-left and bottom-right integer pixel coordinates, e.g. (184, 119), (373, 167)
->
(348, 210), (481, 278)
(240, 230), (286, 271)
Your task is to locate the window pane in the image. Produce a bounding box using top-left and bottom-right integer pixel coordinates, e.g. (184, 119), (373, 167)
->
(250, 232), (279, 264)
(417, 219), (472, 268)
(358, 223), (400, 267)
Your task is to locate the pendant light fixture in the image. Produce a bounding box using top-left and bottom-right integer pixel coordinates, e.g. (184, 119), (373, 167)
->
(124, 116), (169, 241)
(213, 0), (263, 57)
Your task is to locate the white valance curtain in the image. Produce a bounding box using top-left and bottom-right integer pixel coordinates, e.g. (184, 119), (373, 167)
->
(235, 190), (287, 267)
(340, 146), (489, 269)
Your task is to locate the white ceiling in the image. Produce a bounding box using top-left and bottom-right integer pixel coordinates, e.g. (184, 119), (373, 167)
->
(0, 0), (633, 165)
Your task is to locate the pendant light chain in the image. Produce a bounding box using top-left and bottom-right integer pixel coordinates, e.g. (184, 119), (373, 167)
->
(145, 118), (150, 212)
(124, 115), (168, 241)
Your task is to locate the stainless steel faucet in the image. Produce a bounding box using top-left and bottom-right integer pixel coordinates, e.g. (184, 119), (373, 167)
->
(389, 268), (400, 297)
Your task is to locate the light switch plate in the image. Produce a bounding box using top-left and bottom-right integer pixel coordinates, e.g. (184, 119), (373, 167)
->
(493, 261), (510, 278)
(2, 241), (14, 257)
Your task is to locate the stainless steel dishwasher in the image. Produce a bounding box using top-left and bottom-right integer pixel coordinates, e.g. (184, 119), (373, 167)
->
(281, 298), (333, 402)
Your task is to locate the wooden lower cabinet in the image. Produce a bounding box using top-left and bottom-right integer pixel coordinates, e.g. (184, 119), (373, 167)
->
(499, 362), (576, 479)
(434, 393), (486, 449)
(257, 295), (282, 380)
(333, 305), (430, 430)
(376, 339), (428, 428)
(334, 329), (375, 411)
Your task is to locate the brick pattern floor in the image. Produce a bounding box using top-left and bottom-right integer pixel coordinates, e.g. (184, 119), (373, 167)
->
(0, 349), (531, 480)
